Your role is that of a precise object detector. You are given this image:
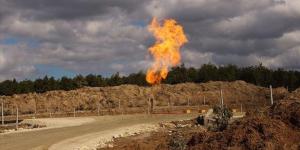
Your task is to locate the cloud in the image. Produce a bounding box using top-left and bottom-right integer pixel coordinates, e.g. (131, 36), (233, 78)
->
(0, 0), (299, 80)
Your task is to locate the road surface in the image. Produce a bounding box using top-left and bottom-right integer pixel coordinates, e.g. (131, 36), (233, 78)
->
(0, 114), (196, 150)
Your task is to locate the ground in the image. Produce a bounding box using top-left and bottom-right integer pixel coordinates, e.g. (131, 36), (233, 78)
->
(0, 114), (197, 150)
(99, 100), (300, 150)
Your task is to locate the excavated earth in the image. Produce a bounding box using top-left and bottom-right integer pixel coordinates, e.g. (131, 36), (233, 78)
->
(0, 81), (288, 115)
(100, 94), (300, 150)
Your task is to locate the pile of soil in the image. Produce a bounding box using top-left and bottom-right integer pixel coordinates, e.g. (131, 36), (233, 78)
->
(285, 87), (300, 100)
(188, 116), (299, 150)
(269, 100), (300, 128)
(100, 121), (205, 150)
(101, 99), (300, 150)
(0, 81), (288, 114)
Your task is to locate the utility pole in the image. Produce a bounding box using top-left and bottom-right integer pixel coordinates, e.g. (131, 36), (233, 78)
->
(1, 100), (4, 125)
(16, 106), (19, 130)
(270, 85), (274, 105)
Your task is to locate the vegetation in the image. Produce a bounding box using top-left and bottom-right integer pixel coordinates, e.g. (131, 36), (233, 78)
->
(210, 105), (233, 131)
(0, 63), (299, 96)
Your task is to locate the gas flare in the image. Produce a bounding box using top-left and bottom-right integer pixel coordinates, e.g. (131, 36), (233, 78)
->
(146, 17), (188, 85)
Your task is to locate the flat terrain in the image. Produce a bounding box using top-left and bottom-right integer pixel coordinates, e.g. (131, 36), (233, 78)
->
(0, 114), (197, 150)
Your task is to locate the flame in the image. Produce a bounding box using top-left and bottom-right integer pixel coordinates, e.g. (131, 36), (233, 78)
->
(146, 17), (188, 85)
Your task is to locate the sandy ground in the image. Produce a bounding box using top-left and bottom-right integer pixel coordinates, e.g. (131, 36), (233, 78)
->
(1, 117), (95, 135)
(0, 114), (197, 150)
(49, 124), (158, 150)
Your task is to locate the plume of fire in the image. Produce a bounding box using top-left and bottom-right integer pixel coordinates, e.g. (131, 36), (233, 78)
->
(146, 17), (188, 85)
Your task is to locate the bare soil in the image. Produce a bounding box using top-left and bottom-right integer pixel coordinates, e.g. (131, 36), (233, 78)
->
(0, 81), (289, 115)
(100, 99), (300, 150)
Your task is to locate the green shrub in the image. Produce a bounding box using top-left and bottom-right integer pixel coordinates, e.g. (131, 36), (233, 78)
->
(210, 105), (233, 131)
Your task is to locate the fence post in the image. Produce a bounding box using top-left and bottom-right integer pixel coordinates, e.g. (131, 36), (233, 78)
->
(147, 98), (150, 115)
(97, 104), (100, 116)
(1, 100), (4, 125)
(220, 89), (224, 107)
(73, 108), (76, 118)
(118, 99), (121, 114)
(34, 98), (37, 118)
(270, 85), (273, 105)
(16, 106), (19, 130)
(240, 104), (243, 112)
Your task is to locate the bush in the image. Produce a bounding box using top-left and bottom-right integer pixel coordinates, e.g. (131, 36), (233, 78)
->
(210, 105), (233, 131)
(168, 134), (187, 150)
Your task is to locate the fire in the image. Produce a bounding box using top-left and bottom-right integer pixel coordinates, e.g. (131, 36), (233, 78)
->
(146, 17), (188, 85)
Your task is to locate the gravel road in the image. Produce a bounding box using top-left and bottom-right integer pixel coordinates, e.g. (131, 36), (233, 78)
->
(0, 114), (196, 150)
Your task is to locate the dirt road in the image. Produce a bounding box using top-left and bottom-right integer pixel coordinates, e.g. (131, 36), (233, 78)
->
(0, 114), (196, 150)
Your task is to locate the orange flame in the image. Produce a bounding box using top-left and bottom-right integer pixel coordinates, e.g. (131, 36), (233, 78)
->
(146, 17), (188, 85)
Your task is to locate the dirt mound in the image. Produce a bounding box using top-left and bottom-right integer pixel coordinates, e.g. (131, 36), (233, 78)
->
(0, 81), (289, 114)
(270, 100), (300, 128)
(188, 99), (300, 150)
(188, 116), (300, 150)
(286, 88), (300, 100)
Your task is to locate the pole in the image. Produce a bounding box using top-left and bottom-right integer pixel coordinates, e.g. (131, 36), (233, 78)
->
(270, 85), (273, 105)
(97, 104), (100, 116)
(16, 106), (19, 130)
(73, 108), (76, 118)
(147, 98), (150, 115)
(220, 89), (224, 107)
(34, 98), (37, 118)
(118, 99), (121, 110)
(203, 96), (206, 105)
(1, 100), (4, 125)
(240, 104), (243, 112)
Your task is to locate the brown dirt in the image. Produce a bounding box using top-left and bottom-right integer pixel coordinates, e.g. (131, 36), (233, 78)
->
(100, 99), (300, 150)
(269, 99), (300, 128)
(0, 81), (289, 115)
(285, 88), (300, 100)
(188, 116), (299, 150)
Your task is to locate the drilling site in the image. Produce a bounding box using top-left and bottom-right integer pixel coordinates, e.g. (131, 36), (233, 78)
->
(1, 1), (300, 150)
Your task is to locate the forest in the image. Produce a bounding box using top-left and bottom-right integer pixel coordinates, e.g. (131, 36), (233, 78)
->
(0, 63), (299, 96)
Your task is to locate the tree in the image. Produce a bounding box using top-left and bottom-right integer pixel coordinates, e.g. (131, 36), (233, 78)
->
(107, 72), (123, 86)
(125, 71), (147, 86)
(198, 63), (219, 82)
(166, 64), (189, 84)
(17, 80), (34, 93)
(74, 75), (87, 88)
(218, 65), (238, 81)
(60, 76), (76, 91)
(0, 80), (18, 95)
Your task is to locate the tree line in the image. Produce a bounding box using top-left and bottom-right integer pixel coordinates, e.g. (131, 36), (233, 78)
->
(0, 63), (299, 96)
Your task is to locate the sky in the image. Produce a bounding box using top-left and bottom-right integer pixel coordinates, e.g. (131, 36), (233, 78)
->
(0, 0), (299, 81)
